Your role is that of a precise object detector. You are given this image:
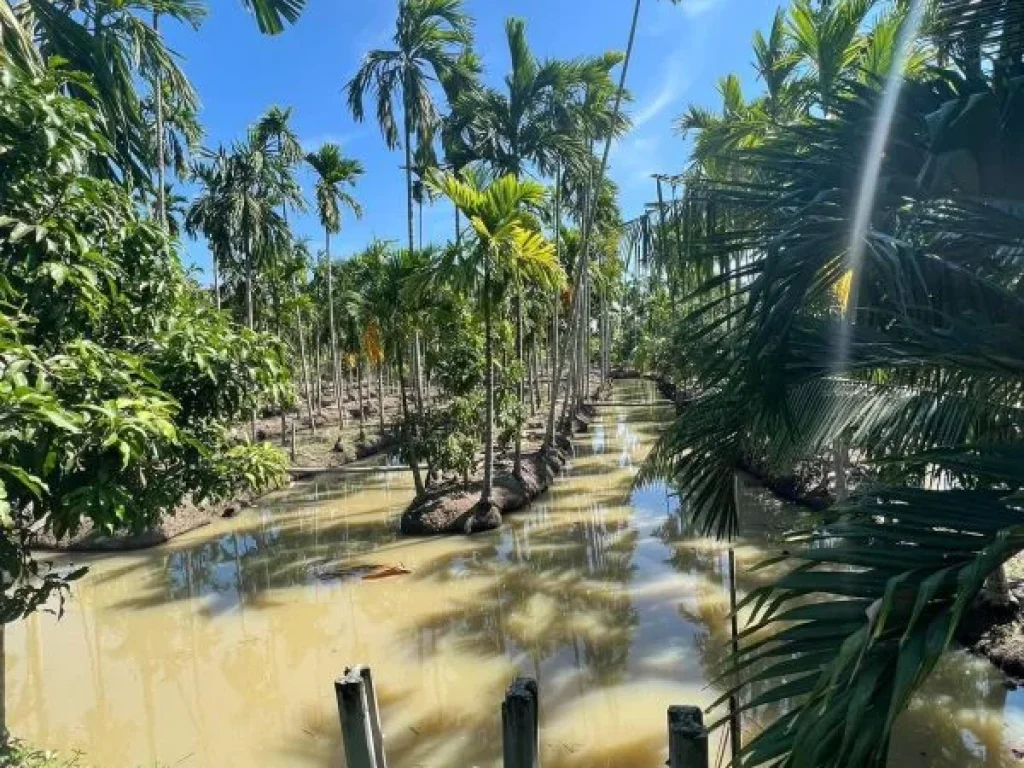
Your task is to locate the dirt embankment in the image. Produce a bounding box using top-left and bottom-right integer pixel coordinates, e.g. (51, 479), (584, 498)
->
(400, 445), (570, 535)
(399, 382), (611, 536)
(34, 393), (403, 553)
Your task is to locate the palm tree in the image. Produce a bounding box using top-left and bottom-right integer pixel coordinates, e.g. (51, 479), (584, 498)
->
(253, 106), (305, 170)
(240, 0), (305, 34)
(637, 0), (1024, 764)
(305, 143), (364, 430)
(785, 0), (876, 114)
(428, 170), (564, 511)
(14, 0), (204, 185)
(453, 18), (591, 178)
(362, 243), (430, 496)
(186, 147), (234, 311)
(6, 0), (304, 188)
(346, 0), (473, 415)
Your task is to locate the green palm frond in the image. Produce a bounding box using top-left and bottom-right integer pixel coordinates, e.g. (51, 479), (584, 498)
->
(306, 143), (363, 235)
(240, 0), (305, 35)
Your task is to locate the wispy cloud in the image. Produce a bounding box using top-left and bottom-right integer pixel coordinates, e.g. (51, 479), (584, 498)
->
(632, 52), (692, 129)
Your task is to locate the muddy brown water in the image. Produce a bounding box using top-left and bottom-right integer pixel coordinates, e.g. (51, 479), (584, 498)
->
(7, 379), (1024, 767)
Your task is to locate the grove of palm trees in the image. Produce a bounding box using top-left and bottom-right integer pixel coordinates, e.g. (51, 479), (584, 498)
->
(1, 0), (1023, 766)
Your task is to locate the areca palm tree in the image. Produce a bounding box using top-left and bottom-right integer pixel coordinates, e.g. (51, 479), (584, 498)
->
(186, 147), (233, 311)
(240, 0), (304, 34)
(13, 0), (204, 184)
(253, 106), (304, 169)
(542, 0), (653, 446)
(346, 0), (473, 417)
(5, 0), (304, 189)
(785, 0), (876, 113)
(453, 18), (591, 179)
(305, 143), (364, 429)
(636, 1), (1024, 764)
(428, 170), (564, 512)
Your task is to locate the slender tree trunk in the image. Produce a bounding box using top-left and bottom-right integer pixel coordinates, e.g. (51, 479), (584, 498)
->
(545, 166), (563, 445)
(833, 436), (849, 501)
(600, 248), (609, 381)
(403, 94), (427, 418)
(559, 287), (583, 430)
(246, 241), (257, 441)
(514, 287), (524, 477)
(455, 206), (462, 247)
(525, 336), (536, 416)
(531, 338), (542, 411)
(293, 280), (315, 437)
(212, 251), (221, 311)
(583, 276), (590, 401)
(396, 341), (425, 496)
(357, 358), (366, 440)
(377, 363), (385, 435)
(152, 11), (166, 232)
(324, 230), (344, 429)
(482, 252), (495, 505)
(278, 314), (288, 446)
(548, 0), (642, 436)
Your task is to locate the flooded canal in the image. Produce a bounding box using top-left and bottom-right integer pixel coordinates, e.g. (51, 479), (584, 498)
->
(7, 380), (1024, 767)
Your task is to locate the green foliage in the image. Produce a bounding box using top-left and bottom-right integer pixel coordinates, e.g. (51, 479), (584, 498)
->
(634, 1), (1024, 765)
(420, 393), (482, 481)
(0, 63), (289, 622)
(0, 739), (82, 768)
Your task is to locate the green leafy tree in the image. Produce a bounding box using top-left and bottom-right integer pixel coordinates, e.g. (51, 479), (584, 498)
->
(0, 62), (290, 737)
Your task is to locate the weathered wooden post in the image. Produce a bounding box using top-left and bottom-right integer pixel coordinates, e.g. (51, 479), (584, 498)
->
(668, 705), (709, 768)
(335, 665), (387, 768)
(502, 677), (539, 768)
(290, 421), (297, 462)
(358, 666), (387, 767)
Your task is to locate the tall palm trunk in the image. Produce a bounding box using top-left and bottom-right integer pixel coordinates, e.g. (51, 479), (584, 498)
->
(277, 313), (288, 446)
(293, 278), (315, 436)
(357, 358), (366, 440)
(600, 249), (609, 380)
(396, 340), (425, 496)
(377, 363), (385, 434)
(152, 11), (166, 231)
(315, 340), (324, 415)
(324, 230), (344, 429)
(545, 165), (563, 445)
(514, 287), (524, 477)
(245, 240), (257, 441)
(547, 0), (642, 438)
(403, 94), (427, 418)
(212, 251), (221, 310)
(482, 251), (495, 505)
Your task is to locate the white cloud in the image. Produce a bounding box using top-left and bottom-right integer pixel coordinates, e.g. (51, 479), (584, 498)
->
(632, 52), (693, 129)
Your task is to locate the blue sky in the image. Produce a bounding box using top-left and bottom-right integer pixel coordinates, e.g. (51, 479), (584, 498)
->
(166, 0), (782, 279)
